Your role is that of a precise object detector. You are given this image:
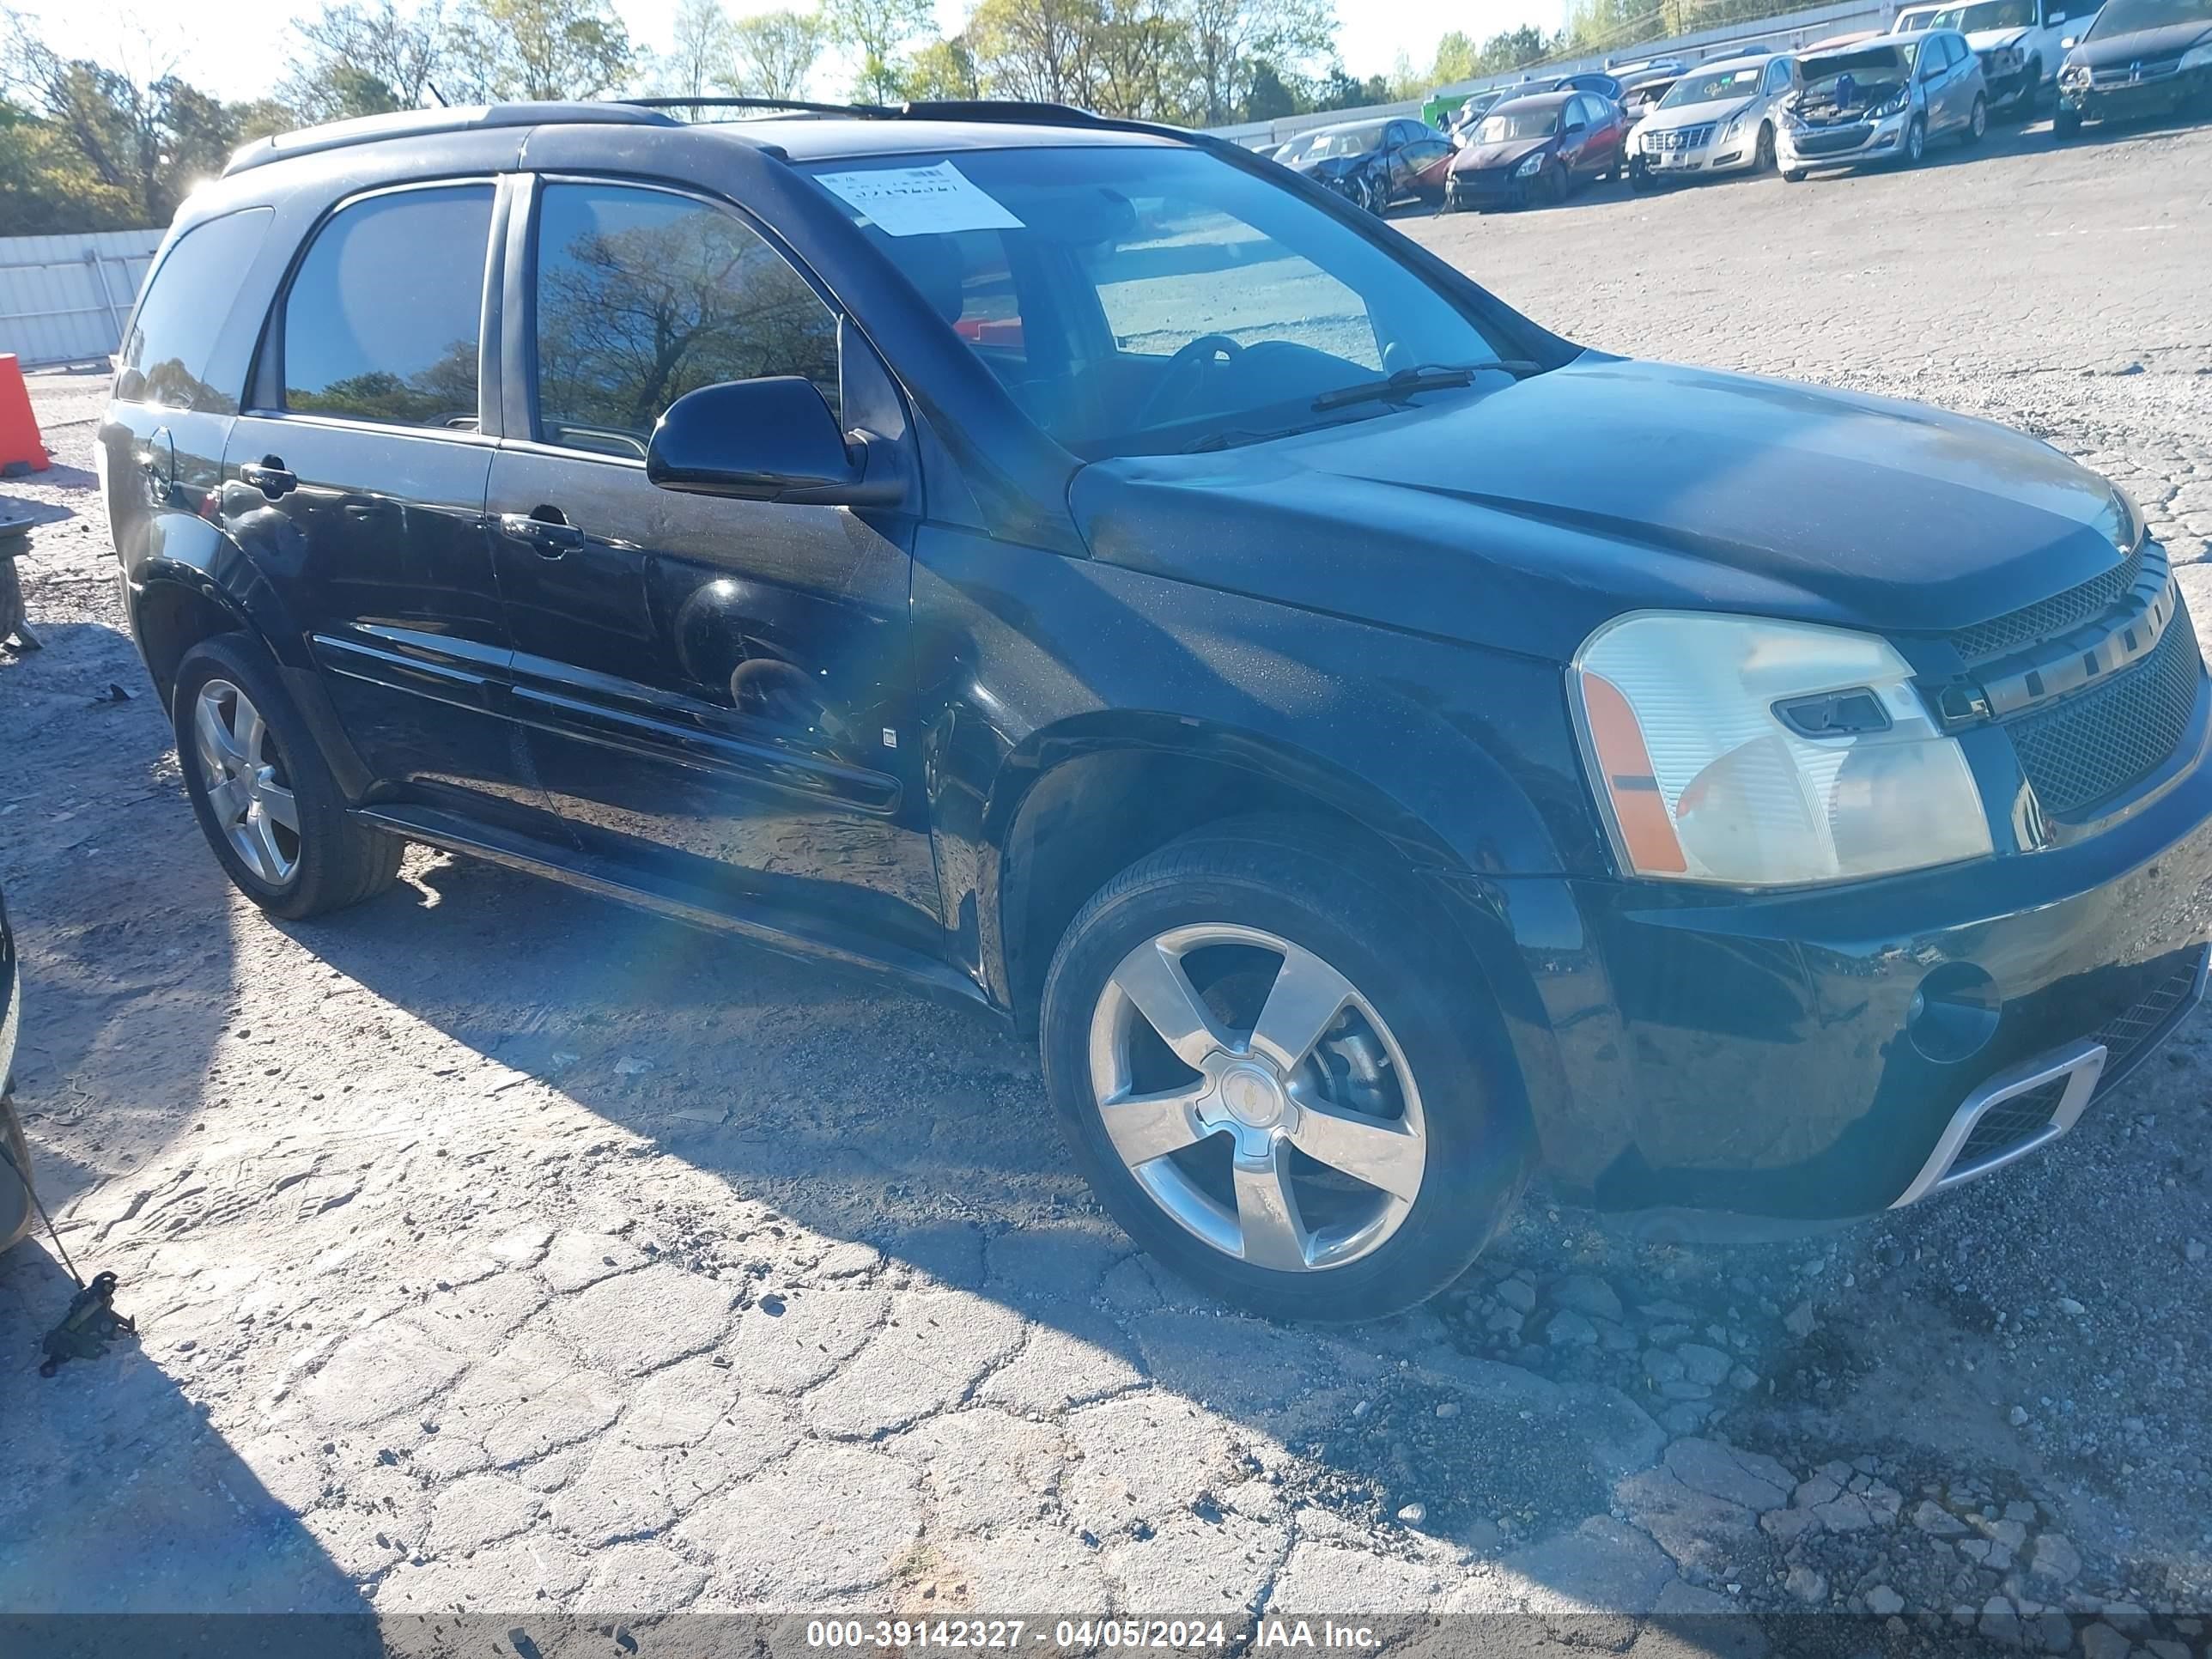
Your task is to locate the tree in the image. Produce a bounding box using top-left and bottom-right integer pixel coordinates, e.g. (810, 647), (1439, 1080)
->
(1182, 0), (1334, 125)
(0, 99), (138, 234)
(659, 0), (737, 101)
(447, 0), (635, 101)
(725, 9), (827, 100)
(904, 35), (981, 100)
(820, 0), (935, 102)
(1090, 0), (1190, 118)
(1429, 30), (1475, 85)
(282, 1), (453, 121)
(1242, 58), (1297, 118)
(969, 0), (1100, 105)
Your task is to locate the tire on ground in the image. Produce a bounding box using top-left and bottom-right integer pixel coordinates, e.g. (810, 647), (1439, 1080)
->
(172, 633), (404, 921)
(1038, 815), (1533, 1323)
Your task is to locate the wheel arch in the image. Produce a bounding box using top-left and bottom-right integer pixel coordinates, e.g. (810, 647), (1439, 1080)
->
(980, 713), (1545, 1048)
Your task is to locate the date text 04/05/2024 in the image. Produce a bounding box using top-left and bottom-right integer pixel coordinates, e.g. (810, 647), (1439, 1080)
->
(804, 1619), (1382, 1650)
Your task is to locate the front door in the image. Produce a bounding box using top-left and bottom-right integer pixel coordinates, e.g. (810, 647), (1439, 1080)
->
(222, 181), (542, 823)
(485, 176), (939, 950)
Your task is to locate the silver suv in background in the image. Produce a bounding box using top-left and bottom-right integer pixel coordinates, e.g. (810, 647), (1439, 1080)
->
(1630, 52), (1801, 185)
(1779, 29), (1990, 177)
(1891, 0), (2101, 109)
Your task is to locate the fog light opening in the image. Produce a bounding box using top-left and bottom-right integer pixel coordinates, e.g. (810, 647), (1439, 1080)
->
(1906, 962), (2002, 1065)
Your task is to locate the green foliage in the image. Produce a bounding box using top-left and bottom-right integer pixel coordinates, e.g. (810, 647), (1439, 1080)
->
(905, 36), (983, 100)
(724, 9), (830, 101)
(820, 0), (939, 102)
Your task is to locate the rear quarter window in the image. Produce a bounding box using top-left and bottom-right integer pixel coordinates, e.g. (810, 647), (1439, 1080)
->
(115, 207), (276, 413)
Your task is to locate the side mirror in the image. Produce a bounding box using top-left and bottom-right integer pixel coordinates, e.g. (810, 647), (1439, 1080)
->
(2060, 33), (2077, 46)
(2048, 9), (2067, 21)
(647, 378), (896, 507)
(1565, 119), (1587, 133)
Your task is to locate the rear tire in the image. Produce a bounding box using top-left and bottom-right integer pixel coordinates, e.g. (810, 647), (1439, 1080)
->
(1038, 817), (1533, 1323)
(173, 635), (403, 921)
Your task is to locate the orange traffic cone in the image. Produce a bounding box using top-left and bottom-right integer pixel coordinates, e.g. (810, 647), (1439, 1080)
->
(0, 355), (50, 473)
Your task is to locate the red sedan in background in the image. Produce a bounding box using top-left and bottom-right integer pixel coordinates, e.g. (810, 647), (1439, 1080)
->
(1443, 91), (1627, 210)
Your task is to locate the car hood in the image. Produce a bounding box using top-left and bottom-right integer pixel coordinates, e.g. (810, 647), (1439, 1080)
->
(1068, 356), (2130, 664)
(1451, 137), (1552, 172)
(1965, 25), (2032, 49)
(1291, 154), (1366, 178)
(2072, 19), (2212, 65)
(1641, 95), (1755, 130)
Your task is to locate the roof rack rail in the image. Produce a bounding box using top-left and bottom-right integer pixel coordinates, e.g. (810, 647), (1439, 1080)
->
(223, 102), (677, 177)
(623, 95), (899, 118)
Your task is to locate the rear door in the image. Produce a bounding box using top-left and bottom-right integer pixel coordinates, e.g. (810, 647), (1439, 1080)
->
(484, 174), (939, 947)
(222, 181), (541, 822)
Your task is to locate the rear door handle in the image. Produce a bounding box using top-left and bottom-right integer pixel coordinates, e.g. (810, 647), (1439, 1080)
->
(239, 458), (295, 498)
(498, 511), (586, 557)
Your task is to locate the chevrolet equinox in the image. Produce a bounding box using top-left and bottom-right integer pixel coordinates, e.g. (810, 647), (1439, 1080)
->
(100, 98), (2212, 1322)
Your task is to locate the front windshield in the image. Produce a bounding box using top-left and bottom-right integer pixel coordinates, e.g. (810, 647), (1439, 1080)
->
(2089, 0), (2212, 33)
(1474, 106), (1563, 142)
(1916, 0), (2036, 27)
(806, 146), (1521, 460)
(1300, 125), (1385, 160)
(1657, 64), (1765, 106)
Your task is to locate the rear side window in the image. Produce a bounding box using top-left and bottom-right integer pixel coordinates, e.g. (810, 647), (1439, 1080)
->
(116, 207), (275, 412)
(530, 182), (841, 459)
(278, 184), (493, 429)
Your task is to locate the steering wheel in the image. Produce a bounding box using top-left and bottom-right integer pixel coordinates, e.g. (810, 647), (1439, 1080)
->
(1134, 333), (1246, 430)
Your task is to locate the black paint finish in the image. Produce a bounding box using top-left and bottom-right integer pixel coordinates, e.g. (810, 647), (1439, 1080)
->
(99, 102), (2212, 1227)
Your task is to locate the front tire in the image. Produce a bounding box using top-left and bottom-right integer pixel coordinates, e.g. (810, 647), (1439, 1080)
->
(1038, 818), (1532, 1323)
(2053, 106), (2081, 137)
(1965, 94), (1988, 143)
(1903, 114), (1927, 164)
(173, 635), (403, 921)
(1783, 167), (1808, 182)
(1753, 122), (1776, 171)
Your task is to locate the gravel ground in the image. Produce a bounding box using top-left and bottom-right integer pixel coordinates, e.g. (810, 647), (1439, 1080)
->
(2, 107), (2209, 1651)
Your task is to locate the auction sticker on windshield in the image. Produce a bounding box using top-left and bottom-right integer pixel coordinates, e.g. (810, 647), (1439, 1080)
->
(814, 161), (1025, 235)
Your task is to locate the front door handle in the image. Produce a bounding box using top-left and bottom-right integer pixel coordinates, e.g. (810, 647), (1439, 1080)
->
(239, 458), (295, 499)
(498, 510), (586, 557)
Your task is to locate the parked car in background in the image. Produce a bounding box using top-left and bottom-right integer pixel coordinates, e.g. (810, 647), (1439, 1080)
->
(1620, 70), (1683, 129)
(1446, 91), (1627, 209)
(1805, 28), (1885, 47)
(1630, 52), (1800, 186)
(1444, 88), (1510, 143)
(1, 886), (28, 1254)
(1280, 118), (1456, 212)
(1779, 30), (1989, 176)
(1547, 70), (1632, 104)
(1892, 0), (2093, 111)
(2054, 0), (2212, 133)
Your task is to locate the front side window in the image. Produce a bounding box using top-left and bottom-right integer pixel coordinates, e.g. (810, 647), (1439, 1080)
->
(279, 185), (492, 429)
(1923, 0), (2037, 26)
(1765, 59), (1795, 94)
(117, 208), (274, 412)
(809, 145), (1522, 460)
(531, 182), (841, 459)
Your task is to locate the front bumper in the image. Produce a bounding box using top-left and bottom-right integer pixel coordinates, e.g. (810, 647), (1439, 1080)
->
(1485, 648), (2212, 1223)
(1446, 170), (1539, 210)
(1778, 108), (1911, 168)
(1635, 128), (1759, 177)
(2063, 64), (2210, 120)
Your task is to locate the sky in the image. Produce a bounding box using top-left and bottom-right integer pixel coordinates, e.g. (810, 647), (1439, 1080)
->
(21, 0), (1569, 109)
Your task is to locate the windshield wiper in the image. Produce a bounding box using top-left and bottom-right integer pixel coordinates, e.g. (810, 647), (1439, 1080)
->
(1310, 360), (1545, 412)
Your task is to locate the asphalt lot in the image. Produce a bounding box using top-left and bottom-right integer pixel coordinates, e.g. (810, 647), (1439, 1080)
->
(3, 108), (2211, 1649)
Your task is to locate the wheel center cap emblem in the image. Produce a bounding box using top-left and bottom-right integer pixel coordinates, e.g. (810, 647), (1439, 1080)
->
(1219, 1065), (1286, 1129)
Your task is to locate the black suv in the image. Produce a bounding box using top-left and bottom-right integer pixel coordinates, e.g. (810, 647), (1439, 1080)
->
(101, 98), (2212, 1322)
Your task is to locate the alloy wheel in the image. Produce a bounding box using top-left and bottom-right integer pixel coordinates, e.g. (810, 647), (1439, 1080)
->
(193, 678), (301, 885)
(1907, 118), (1926, 162)
(1085, 923), (1426, 1273)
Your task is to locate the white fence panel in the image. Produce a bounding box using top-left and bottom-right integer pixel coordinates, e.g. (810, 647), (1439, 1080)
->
(0, 228), (166, 368)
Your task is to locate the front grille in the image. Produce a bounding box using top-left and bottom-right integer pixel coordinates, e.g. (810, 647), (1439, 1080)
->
(2008, 602), (2202, 815)
(1950, 544), (2146, 663)
(2093, 57), (2180, 83)
(1790, 125), (1872, 155)
(1955, 1077), (2065, 1170)
(1652, 124), (1715, 149)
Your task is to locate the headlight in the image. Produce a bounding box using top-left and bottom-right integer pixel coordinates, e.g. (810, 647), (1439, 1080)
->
(1722, 112), (1746, 140)
(2059, 61), (2091, 87)
(2088, 485), (2143, 553)
(2179, 43), (2212, 70)
(1871, 85), (1911, 117)
(1783, 107), (1808, 131)
(1514, 151), (1547, 178)
(1572, 612), (1992, 887)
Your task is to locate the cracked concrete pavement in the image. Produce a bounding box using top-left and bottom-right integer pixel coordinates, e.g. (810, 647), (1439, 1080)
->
(2, 108), (2209, 1650)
